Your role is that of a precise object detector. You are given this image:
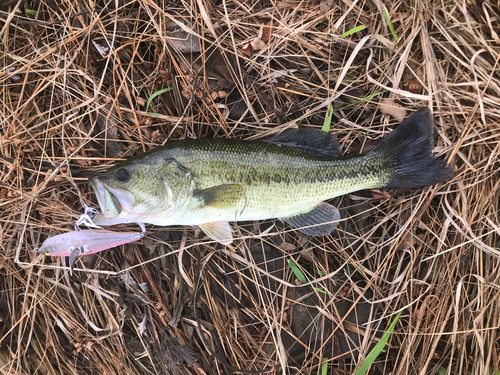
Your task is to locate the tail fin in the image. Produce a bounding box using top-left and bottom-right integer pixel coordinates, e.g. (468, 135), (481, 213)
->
(369, 108), (452, 189)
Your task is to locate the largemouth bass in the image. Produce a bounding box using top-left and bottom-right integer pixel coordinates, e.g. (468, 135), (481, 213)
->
(89, 109), (452, 244)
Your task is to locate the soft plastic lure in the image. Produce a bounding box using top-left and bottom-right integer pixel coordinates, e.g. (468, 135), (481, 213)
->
(36, 229), (142, 275)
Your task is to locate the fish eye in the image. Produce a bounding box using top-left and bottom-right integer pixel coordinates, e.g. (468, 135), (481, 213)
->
(116, 168), (130, 182)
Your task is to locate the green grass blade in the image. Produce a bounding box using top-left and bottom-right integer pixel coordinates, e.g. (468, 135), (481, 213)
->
(354, 311), (402, 375)
(340, 25), (367, 38)
(383, 10), (399, 43)
(315, 267), (326, 276)
(340, 90), (387, 110)
(288, 259), (327, 293)
(146, 87), (173, 114)
(322, 104), (334, 133)
(287, 259), (307, 283)
(321, 358), (328, 375)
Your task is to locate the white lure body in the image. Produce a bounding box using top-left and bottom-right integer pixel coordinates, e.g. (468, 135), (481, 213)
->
(37, 229), (142, 257)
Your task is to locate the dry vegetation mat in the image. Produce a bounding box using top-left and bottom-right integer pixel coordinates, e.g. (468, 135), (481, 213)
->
(1, 0), (499, 374)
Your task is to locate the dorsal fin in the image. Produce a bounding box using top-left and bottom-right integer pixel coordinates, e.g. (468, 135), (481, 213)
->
(265, 128), (342, 157)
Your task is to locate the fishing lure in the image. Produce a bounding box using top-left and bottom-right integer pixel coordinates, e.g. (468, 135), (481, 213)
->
(74, 204), (102, 231)
(36, 229), (142, 275)
(74, 202), (147, 236)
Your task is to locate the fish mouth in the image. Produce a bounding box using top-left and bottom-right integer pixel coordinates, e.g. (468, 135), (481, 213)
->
(89, 177), (123, 219)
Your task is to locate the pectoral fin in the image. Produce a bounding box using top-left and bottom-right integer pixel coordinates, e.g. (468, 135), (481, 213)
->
(282, 202), (341, 236)
(199, 221), (233, 245)
(196, 184), (244, 209)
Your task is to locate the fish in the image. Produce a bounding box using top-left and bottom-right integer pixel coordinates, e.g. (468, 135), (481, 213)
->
(89, 109), (452, 245)
(36, 229), (142, 275)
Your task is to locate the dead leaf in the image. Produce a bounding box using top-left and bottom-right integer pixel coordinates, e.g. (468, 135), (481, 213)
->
(165, 18), (201, 53)
(261, 20), (273, 42)
(149, 130), (165, 144)
(397, 231), (415, 250)
(299, 247), (319, 263)
(403, 80), (422, 94)
(351, 139), (380, 155)
(94, 104), (121, 158)
(136, 97), (146, 107)
(298, 234), (310, 246)
(320, 0), (334, 13)
(407, 81), (422, 94)
(256, 25), (263, 40)
(242, 43), (251, 56)
(278, 241), (296, 251)
(6, 190), (19, 198)
(251, 24), (267, 51)
(380, 98), (406, 122)
(251, 38), (266, 51)
(159, 69), (171, 84)
(370, 189), (391, 200)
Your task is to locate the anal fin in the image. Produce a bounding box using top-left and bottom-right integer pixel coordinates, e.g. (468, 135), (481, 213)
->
(199, 221), (233, 245)
(282, 202), (341, 236)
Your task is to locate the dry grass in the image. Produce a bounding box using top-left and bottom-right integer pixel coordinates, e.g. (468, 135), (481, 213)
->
(1, 0), (499, 374)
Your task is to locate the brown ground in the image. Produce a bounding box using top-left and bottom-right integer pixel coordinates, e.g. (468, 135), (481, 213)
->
(0, 0), (499, 374)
